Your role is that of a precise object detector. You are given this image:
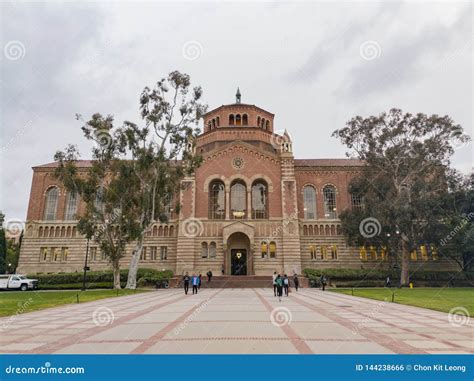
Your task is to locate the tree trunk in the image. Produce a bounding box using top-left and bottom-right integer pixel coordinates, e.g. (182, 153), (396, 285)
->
(113, 260), (122, 290)
(125, 236), (144, 289)
(399, 242), (410, 287)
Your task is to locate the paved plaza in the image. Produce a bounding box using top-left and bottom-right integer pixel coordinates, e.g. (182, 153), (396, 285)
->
(0, 289), (472, 354)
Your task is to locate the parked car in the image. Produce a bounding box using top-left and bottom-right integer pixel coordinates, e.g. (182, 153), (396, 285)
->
(0, 275), (38, 291)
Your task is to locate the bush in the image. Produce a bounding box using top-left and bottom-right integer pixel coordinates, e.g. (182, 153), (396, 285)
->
(29, 268), (173, 289)
(303, 268), (474, 287)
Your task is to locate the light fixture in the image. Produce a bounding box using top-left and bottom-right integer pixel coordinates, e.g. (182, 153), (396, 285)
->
(236, 252), (242, 259)
(233, 211), (245, 218)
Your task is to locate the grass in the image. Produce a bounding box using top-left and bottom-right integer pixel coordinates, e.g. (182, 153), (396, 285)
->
(0, 289), (148, 317)
(330, 287), (474, 315)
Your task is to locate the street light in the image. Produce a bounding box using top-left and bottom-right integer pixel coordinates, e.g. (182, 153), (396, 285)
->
(82, 237), (90, 291)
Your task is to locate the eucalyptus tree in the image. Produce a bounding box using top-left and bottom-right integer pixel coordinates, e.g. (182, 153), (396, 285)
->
(54, 114), (141, 289)
(120, 71), (206, 289)
(333, 109), (470, 285)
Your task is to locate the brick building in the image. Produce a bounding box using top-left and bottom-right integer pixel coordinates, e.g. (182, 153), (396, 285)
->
(17, 93), (445, 275)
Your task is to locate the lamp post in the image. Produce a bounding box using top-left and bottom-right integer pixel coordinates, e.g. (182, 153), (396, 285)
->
(82, 237), (90, 291)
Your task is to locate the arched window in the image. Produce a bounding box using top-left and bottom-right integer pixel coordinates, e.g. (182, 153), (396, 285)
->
(162, 194), (173, 221)
(308, 225), (314, 236)
(261, 241), (268, 258)
(229, 114), (235, 125)
(94, 187), (105, 213)
(43, 187), (59, 221)
(235, 114), (242, 126)
(216, 117), (220, 126)
(351, 193), (364, 211)
(261, 118), (265, 128)
(209, 180), (225, 219)
(269, 241), (276, 258)
(208, 121), (212, 130)
(310, 245), (316, 260)
(303, 185), (316, 219)
(64, 191), (78, 221)
(243, 114), (248, 125)
(231, 181), (246, 219)
(323, 185), (337, 218)
(265, 120), (270, 130)
(331, 245), (338, 260)
(209, 242), (217, 258)
(212, 119), (216, 128)
(257, 116), (261, 127)
(251, 181), (268, 219)
(303, 225), (308, 236)
(201, 242), (208, 258)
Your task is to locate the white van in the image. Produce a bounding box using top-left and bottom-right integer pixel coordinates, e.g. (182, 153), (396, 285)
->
(0, 275), (38, 291)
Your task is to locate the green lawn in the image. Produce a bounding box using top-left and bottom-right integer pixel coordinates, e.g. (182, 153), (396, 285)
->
(331, 287), (474, 315)
(0, 289), (148, 317)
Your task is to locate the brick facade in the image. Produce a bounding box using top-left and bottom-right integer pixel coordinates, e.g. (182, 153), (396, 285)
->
(17, 101), (451, 275)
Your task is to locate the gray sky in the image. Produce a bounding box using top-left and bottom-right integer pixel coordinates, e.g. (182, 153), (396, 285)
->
(1, 0), (472, 222)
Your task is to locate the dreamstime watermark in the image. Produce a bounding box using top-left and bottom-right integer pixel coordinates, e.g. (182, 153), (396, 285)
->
(181, 217), (204, 237)
(0, 298), (33, 332)
(3, 40), (26, 61)
(440, 212), (474, 246)
(270, 306), (293, 327)
(182, 40), (203, 61)
(359, 40), (382, 61)
(3, 219), (25, 238)
(174, 298), (210, 335)
(359, 217), (381, 238)
(351, 299), (387, 335)
(94, 129), (113, 149)
(92, 306), (115, 327)
(448, 306), (470, 327)
(270, 129), (292, 151)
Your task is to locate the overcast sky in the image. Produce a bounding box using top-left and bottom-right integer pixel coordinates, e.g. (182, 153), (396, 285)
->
(1, 0), (472, 222)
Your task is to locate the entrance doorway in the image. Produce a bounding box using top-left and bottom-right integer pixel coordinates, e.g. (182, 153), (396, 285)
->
(230, 249), (247, 275)
(226, 231), (252, 275)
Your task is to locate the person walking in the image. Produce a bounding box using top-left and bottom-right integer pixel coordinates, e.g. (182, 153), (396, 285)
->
(207, 270), (213, 282)
(221, 264), (225, 275)
(183, 272), (190, 295)
(385, 276), (391, 288)
(272, 271), (278, 297)
(283, 274), (290, 296)
(293, 273), (299, 292)
(198, 273), (202, 289)
(275, 274), (283, 301)
(191, 273), (199, 294)
(321, 275), (327, 291)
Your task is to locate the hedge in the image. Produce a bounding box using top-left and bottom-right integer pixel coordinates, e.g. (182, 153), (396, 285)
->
(303, 268), (474, 282)
(29, 268), (173, 289)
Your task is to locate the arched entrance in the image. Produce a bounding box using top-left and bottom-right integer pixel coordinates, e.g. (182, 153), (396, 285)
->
(226, 232), (252, 275)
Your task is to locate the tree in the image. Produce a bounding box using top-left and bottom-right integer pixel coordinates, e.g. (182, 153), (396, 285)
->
(0, 211), (6, 274)
(436, 172), (474, 270)
(54, 115), (142, 289)
(121, 71), (206, 289)
(333, 109), (470, 285)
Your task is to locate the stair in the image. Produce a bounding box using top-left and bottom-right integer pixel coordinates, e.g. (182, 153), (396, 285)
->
(170, 275), (308, 289)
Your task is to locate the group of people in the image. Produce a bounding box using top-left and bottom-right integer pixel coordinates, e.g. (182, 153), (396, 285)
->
(272, 272), (299, 301)
(182, 270), (214, 294)
(182, 272), (201, 295)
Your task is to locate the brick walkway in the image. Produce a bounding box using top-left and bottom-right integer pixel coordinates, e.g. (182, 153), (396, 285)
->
(0, 289), (472, 354)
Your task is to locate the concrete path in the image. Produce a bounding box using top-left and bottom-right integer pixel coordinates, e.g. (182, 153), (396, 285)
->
(0, 289), (472, 354)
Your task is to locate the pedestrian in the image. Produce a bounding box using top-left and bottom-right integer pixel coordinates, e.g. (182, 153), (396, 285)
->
(275, 274), (283, 301)
(183, 272), (190, 295)
(293, 273), (299, 292)
(385, 276), (391, 288)
(207, 270), (213, 282)
(321, 275), (327, 291)
(283, 274), (290, 296)
(221, 264), (225, 275)
(198, 273), (202, 289)
(272, 271), (278, 297)
(192, 273), (199, 294)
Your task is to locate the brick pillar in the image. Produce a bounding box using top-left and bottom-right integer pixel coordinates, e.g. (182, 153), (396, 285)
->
(176, 176), (197, 275)
(280, 152), (302, 275)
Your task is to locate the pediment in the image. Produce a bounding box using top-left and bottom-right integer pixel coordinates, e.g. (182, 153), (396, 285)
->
(222, 221), (255, 244)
